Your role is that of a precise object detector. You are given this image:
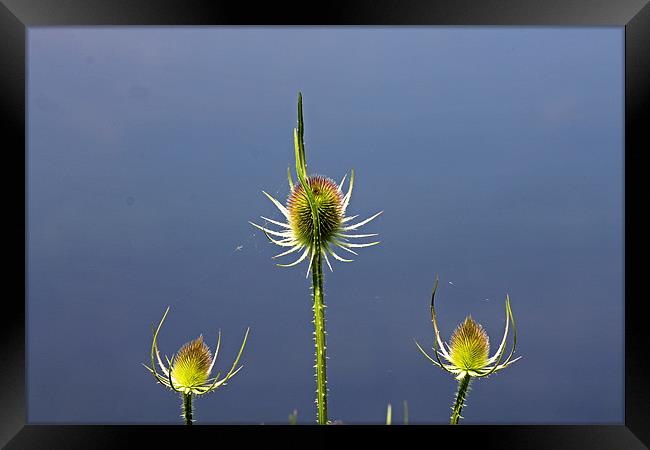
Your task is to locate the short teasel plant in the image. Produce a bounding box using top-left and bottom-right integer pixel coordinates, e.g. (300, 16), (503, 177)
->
(414, 276), (521, 424)
(250, 93), (382, 424)
(144, 306), (250, 425)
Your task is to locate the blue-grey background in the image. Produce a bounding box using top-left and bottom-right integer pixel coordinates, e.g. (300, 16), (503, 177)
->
(27, 27), (623, 424)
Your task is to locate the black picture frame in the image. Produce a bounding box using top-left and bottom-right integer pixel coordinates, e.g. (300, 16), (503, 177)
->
(2, 1), (648, 448)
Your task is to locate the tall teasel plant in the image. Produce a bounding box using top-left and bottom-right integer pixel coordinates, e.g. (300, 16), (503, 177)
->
(250, 93), (382, 424)
(144, 306), (250, 425)
(414, 276), (521, 424)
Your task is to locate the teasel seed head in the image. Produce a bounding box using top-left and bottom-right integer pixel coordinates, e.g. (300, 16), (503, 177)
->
(171, 335), (212, 391)
(448, 316), (490, 372)
(288, 175), (344, 247)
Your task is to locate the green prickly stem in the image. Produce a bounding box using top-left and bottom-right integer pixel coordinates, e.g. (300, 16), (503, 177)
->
(450, 374), (472, 425)
(182, 393), (193, 425)
(294, 92), (328, 424)
(311, 244), (328, 424)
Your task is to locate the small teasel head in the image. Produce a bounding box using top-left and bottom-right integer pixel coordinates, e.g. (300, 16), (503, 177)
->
(170, 335), (213, 393)
(448, 316), (490, 372)
(414, 276), (521, 380)
(144, 306), (250, 397)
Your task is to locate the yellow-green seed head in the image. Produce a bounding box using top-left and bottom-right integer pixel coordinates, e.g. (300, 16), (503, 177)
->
(449, 316), (490, 371)
(170, 335), (212, 391)
(287, 176), (343, 247)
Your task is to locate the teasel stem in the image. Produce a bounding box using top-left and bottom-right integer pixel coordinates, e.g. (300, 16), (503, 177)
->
(311, 241), (328, 424)
(450, 374), (472, 424)
(182, 393), (193, 425)
(294, 92), (329, 424)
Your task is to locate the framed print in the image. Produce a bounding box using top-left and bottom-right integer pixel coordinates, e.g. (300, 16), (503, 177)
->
(2, 0), (648, 448)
